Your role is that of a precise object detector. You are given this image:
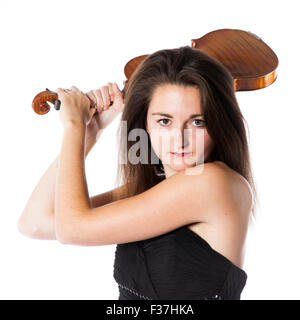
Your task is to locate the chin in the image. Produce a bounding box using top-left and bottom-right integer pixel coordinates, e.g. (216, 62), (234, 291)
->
(168, 160), (197, 171)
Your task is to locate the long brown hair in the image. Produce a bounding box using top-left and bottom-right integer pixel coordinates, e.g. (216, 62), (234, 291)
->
(114, 45), (258, 218)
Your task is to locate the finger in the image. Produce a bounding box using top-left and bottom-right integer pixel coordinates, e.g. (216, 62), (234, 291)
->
(70, 85), (80, 93)
(111, 82), (124, 112)
(100, 85), (112, 110)
(107, 82), (114, 96)
(93, 89), (104, 112)
(86, 90), (97, 108)
(106, 82), (115, 108)
(56, 88), (66, 99)
(90, 104), (97, 118)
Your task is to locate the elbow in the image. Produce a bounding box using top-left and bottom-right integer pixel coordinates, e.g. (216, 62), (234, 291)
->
(55, 224), (69, 244)
(55, 210), (88, 245)
(55, 217), (74, 245)
(17, 218), (39, 239)
(55, 231), (70, 244)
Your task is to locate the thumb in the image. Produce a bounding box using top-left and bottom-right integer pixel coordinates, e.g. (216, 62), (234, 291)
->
(89, 105), (97, 119)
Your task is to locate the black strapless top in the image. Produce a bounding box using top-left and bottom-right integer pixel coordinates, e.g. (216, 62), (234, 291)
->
(113, 226), (247, 300)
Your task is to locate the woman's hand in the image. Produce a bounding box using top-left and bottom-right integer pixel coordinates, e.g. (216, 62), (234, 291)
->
(56, 86), (96, 128)
(85, 82), (124, 139)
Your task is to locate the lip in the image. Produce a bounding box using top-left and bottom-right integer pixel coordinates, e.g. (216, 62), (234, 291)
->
(170, 152), (192, 157)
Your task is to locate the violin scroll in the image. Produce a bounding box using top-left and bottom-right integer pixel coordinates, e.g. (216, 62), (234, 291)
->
(32, 88), (61, 115)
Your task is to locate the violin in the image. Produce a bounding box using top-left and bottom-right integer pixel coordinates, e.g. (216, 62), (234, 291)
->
(32, 28), (278, 115)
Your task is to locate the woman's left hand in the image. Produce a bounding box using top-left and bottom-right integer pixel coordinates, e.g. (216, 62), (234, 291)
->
(56, 86), (96, 128)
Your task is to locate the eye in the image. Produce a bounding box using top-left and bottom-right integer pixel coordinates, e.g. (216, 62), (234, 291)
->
(157, 119), (171, 126)
(193, 119), (205, 127)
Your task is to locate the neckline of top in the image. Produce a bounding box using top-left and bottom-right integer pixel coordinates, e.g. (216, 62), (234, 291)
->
(180, 226), (247, 278)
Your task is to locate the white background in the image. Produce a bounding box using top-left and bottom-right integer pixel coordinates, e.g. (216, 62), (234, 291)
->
(0, 0), (299, 300)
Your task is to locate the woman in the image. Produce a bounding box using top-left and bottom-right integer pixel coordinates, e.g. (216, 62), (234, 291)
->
(18, 45), (257, 300)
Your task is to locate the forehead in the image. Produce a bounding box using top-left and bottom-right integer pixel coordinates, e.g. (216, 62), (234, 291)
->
(149, 84), (202, 113)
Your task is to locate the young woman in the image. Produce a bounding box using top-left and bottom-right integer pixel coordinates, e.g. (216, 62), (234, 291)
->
(18, 46), (257, 300)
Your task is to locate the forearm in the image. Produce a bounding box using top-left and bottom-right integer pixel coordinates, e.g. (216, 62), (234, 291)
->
(18, 133), (97, 237)
(18, 154), (60, 236)
(55, 122), (92, 239)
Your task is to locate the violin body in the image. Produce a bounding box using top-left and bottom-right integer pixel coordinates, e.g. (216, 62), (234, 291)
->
(123, 29), (279, 91)
(124, 54), (149, 84)
(191, 29), (278, 91)
(32, 28), (279, 115)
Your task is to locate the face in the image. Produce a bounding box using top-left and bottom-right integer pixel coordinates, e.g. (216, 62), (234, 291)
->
(146, 84), (215, 178)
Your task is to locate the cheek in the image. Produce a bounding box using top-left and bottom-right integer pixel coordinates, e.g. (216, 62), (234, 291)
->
(148, 129), (175, 160)
(192, 130), (213, 152)
(149, 131), (166, 153)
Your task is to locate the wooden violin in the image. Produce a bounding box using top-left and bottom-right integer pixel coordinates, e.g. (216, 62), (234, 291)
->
(32, 28), (278, 115)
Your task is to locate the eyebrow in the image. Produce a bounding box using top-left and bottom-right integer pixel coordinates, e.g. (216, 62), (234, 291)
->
(151, 112), (202, 118)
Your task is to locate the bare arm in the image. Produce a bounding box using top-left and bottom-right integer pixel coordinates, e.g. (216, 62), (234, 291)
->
(17, 153), (59, 239)
(18, 82), (124, 240)
(17, 131), (121, 240)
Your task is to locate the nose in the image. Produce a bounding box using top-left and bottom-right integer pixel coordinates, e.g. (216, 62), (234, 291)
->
(171, 127), (191, 152)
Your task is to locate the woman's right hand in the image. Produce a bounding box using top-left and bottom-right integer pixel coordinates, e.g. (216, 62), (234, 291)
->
(85, 82), (124, 143)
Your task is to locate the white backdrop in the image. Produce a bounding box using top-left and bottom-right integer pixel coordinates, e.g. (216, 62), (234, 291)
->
(0, 0), (299, 300)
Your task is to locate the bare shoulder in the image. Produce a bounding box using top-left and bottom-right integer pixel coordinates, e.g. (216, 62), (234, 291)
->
(183, 160), (253, 213)
(186, 161), (252, 269)
(213, 161), (253, 218)
(187, 160), (253, 228)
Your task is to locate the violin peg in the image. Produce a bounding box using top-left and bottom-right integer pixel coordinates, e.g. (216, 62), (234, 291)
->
(54, 100), (61, 110)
